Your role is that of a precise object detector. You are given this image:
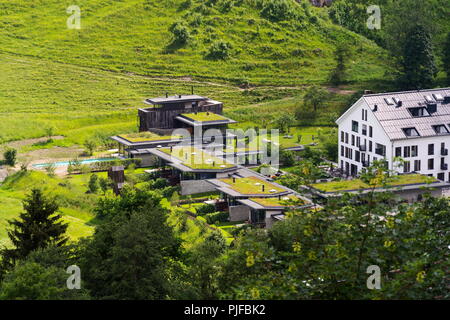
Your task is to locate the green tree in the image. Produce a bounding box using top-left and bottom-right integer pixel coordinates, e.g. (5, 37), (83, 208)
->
(79, 200), (183, 299)
(275, 113), (294, 134)
(329, 44), (351, 85)
(88, 174), (99, 193)
(188, 232), (227, 299)
(44, 127), (54, 142)
(400, 25), (437, 89)
(3, 148), (17, 166)
(99, 177), (110, 194)
(83, 139), (96, 156)
(303, 86), (329, 113)
(0, 262), (88, 300)
(170, 22), (190, 45)
(443, 32), (450, 84)
(1, 189), (68, 272)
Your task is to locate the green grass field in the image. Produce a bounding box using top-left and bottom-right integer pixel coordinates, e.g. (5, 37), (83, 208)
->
(0, 170), (103, 247)
(0, 0), (391, 146)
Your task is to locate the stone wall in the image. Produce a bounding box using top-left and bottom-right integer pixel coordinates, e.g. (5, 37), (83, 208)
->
(229, 205), (250, 222)
(180, 179), (217, 195)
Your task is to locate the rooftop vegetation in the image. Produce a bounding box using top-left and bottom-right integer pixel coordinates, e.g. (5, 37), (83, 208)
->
(181, 112), (228, 122)
(312, 174), (438, 193)
(159, 146), (235, 170)
(249, 195), (305, 207)
(220, 176), (287, 195)
(119, 132), (183, 143)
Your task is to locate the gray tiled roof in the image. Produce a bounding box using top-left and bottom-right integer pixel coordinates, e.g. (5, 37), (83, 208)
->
(363, 88), (450, 140)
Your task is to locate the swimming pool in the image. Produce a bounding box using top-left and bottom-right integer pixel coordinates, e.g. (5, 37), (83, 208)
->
(32, 157), (118, 168)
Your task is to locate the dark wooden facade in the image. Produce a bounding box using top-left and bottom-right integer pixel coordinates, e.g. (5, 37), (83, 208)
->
(138, 103), (223, 131)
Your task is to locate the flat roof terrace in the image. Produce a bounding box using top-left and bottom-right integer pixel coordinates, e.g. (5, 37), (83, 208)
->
(175, 112), (237, 127)
(238, 195), (311, 210)
(149, 146), (238, 172)
(111, 132), (187, 147)
(311, 174), (443, 195)
(208, 176), (292, 198)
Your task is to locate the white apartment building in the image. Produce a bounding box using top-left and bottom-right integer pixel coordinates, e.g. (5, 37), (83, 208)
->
(336, 88), (450, 181)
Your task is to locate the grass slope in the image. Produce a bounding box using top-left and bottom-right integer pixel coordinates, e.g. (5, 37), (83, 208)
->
(0, 170), (99, 247)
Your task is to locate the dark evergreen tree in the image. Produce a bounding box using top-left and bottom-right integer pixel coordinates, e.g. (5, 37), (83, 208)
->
(443, 32), (450, 85)
(79, 195), (184, 299)
(400, 25), (437, 89)
(1, 189), (68, 272)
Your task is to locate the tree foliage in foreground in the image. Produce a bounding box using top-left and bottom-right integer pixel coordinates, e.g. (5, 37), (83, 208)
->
(218, 163), (449, 299)
(1, 189), (68, 274)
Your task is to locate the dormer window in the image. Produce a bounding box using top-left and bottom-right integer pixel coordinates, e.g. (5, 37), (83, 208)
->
(384, 98), (395, 105)
(432, 125), (449, 135)
(425, 95), (435, 103)
(403, 127), (420, 137)
(408, 107), (430, 117)
(433, 93), (444, 101)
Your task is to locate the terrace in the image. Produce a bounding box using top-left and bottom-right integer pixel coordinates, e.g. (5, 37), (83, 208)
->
(175, 112), (237, 127)
(209, 175), (292, 198)
(156, 146), (237, 171)
(248, 195), (306, 208)
(311, 174), (439, 193)
(116, 132), (184, 143)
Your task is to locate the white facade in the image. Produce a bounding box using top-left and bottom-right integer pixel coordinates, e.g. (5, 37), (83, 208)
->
(336, 89), (450, 182)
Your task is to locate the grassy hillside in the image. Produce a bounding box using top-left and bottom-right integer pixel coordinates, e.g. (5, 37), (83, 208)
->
(0, 170), (98, 246)
(0, 0), (387, 85)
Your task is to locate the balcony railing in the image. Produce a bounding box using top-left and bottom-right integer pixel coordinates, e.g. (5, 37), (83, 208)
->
(441, 163), (448, 170)
(441, 148), (449, 156)
(362, 160), (370, 168)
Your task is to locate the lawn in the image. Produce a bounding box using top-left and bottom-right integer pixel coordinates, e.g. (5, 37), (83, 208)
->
(249, 195), (306, 207)
(220, 176), (287, 195)
(312, 174), (438, 193)
(160, 146), (236, 170)
(0, 171), (99, 247)
(118, 132), (183, 143)
(181, 112), (228, 122)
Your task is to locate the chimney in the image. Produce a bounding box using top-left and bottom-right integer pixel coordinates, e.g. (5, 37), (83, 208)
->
(262, 185), (265, 192)
(232, 177), (236, 183)
(364, 90), (373, 95)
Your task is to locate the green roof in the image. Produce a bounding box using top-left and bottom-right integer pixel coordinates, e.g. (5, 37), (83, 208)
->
(312, 174), (438, 193)
(220, 176), (286, 195)
(118, 132), (183, 143)
(249, 195), (305, 207)
(181, 112), (228, 122)
(159, 146), (235, 170)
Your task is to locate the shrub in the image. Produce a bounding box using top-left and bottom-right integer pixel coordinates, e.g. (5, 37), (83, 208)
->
(83, 139), (97, 156)
(260, 0), (294, 22)
(3, 148), (17, 166)
(207, 40), (232, 60)
(150, 178), (168, 190)
(205, 211), (229, 224)
(196, 203), (216, 216)
(170, 22), (190, 45)
(88, 174), (99, 193)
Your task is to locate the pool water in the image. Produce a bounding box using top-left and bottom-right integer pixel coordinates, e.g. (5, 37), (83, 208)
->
(32, 157), (118, 168)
